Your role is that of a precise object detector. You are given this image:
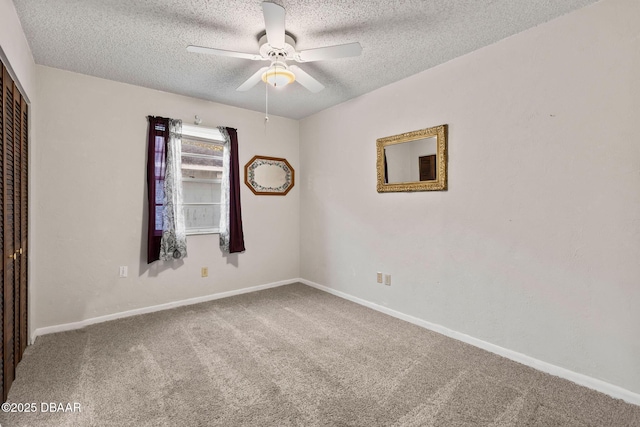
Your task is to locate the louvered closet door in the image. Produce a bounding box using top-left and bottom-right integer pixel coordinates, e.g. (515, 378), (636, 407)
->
(12, 83), (22, 368)
(19, 96), (27, 359)
(0, 62), (28, 402)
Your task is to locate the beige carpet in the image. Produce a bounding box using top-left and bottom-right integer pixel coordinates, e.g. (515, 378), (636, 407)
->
(1, 283), (638, 426)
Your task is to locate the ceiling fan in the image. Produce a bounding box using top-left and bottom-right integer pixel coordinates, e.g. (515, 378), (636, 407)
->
(187, 1), (362, 93)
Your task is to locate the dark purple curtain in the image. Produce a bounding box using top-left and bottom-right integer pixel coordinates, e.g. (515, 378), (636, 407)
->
(226, 127), (246, 253)
(146, 116), (169, 263)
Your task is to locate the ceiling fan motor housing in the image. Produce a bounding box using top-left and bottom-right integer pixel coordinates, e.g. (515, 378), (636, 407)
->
(259, 33), (297, 61)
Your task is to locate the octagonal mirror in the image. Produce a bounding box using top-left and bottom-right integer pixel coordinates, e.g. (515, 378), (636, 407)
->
(244, 155), (295, 195)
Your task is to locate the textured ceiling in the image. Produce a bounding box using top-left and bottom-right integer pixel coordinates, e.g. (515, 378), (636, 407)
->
(14, 0), (597, 119)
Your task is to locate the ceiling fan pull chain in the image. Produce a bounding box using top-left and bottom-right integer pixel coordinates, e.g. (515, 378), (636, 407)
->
(265, 80), (269, 133)
(275, 57), (279, 88)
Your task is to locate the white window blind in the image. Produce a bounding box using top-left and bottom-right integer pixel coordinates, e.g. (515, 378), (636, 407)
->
(180, 125), (225, 235)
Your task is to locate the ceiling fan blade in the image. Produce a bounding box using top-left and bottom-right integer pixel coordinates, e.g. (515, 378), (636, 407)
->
(296, 42), (362, 63)
(262, 2), (285, 49)
(237, 67), (269, 91)
(290, 65), (324, 93)
(187, 45), (263, 61)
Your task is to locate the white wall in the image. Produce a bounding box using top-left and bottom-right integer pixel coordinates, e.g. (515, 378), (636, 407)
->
(33, 66), (300, 331)
(0, 0), (35, 100)
(300, 0), (640, 395)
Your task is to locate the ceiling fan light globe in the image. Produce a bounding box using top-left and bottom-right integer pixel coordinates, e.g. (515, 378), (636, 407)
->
(261, 68), (295, 88)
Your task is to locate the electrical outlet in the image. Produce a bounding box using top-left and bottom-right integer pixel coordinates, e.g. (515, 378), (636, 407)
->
(384, 274), (391, 286)
(377, 272), (383, 283)
(119, 266), (128, 278)
(201, 267), (208, 278)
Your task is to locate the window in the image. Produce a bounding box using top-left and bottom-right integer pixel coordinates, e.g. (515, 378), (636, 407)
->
(180, 125), (225, 235)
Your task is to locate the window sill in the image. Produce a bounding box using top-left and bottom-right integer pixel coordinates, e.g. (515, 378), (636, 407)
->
(186, 229), (220, 236)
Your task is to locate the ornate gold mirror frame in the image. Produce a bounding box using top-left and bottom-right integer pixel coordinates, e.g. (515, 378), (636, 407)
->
(376, 124), (448, 192)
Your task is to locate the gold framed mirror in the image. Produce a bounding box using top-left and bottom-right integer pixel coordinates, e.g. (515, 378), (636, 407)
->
(376, 124), (448, 192)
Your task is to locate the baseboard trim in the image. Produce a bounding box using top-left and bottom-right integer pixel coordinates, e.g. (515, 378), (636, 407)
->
(299, 279), (640, 406)
(30, 278), (298, 344)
